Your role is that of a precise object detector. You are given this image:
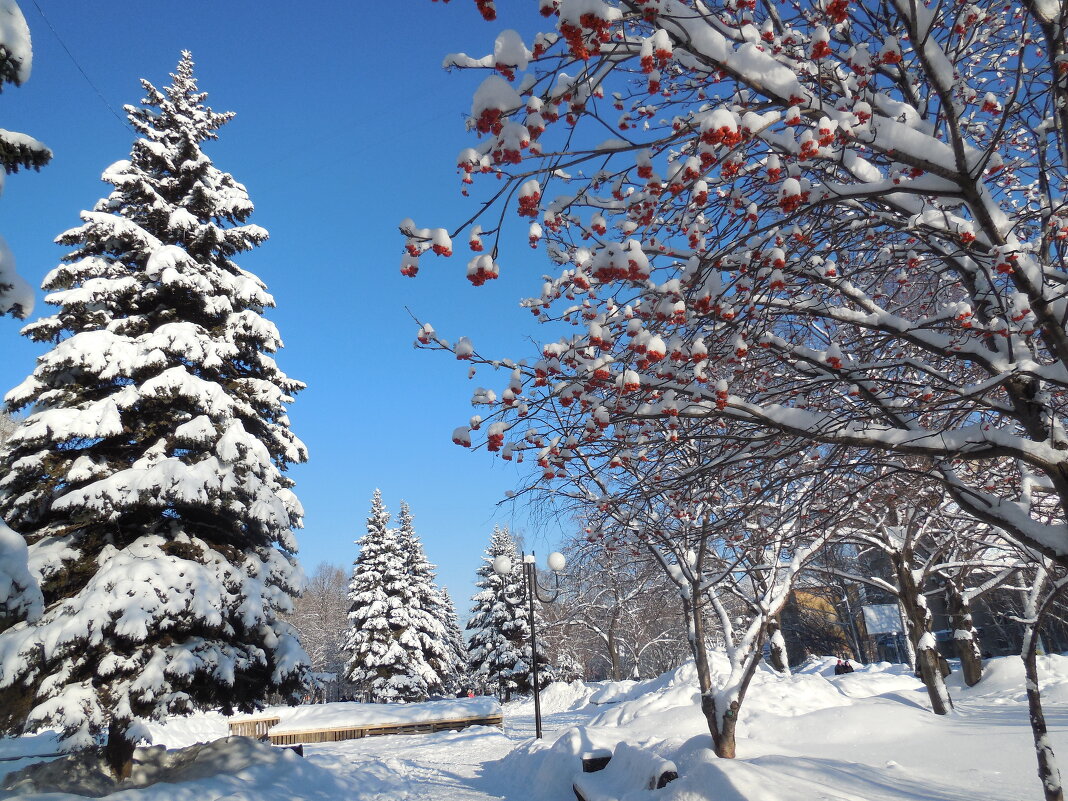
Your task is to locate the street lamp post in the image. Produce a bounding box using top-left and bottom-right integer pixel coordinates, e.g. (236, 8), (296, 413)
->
(493, 550), (566, 739)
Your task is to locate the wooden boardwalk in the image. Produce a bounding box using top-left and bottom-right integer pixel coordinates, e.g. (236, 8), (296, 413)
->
(229, 711), (504, 746)
(228, 716), (280, 738)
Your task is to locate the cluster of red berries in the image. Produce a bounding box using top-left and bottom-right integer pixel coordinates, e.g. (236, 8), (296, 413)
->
(517, 190), (541, 217)
(826, 0), (849, 23)
(560, 13), (612, 61)
(475, 108), (504, 135)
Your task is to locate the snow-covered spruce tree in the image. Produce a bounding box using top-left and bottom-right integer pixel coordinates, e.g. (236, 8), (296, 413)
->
(343, 490), (435, 702)
(438, 586), (470, 694)
(466, 525), (549, 700)
(0, 52), (309, 778)
(0, 408), (39, 630)
(0, 0), (51, 318)
(394, 500), (451, 696)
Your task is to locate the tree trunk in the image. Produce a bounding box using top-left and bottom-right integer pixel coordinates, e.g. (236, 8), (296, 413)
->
(767, 615), (790, 674)
(894, 554), (953, 715)
(945, 579), (983, 687)
(683, 593), (768, 760)
(899, 603), (917, 670)
(105, 720), (135, 780)
(706, 692), (739, 758)
(607, 630), (622, 682)
(1024, 625), (1065, 801)
(685, 595), (735, 759)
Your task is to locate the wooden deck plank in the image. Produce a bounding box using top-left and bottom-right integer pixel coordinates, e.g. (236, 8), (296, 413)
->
(256, 713), (504, 746)
(228, 716), (281, 738)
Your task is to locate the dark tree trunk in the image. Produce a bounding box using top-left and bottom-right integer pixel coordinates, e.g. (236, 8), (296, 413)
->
(684, 594), (765, 759)
(893, 553), (953, 715)
(1024, 627), (1064, 801)
(607, 630), (622, 682)
(105, 720), (135, 780)
(945, 579), (983, 686)
(767, 614), (789, 673)
(685, 595), (734, 758)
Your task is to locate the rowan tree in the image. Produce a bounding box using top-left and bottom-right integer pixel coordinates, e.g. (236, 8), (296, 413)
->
(407, 1), (1068, 785)
(410, 0), (1068, 571)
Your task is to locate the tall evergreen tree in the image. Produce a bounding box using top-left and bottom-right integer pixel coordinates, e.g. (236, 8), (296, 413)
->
(395, 501), (451, 696)
(1, 0), (51, 318)
(343, 490), (433, 702)
(466, 525), (549, 701)
(0, 52), (308, 777)
(437, 585), (470, 694)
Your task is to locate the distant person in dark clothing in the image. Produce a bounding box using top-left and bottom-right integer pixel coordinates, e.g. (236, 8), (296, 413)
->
(834, 659), (854, 675)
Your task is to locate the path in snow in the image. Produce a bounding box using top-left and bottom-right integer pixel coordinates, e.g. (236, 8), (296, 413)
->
(302, 701), (595, 801)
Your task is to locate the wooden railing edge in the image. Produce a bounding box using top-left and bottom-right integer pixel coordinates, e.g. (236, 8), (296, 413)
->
(229, 710), (504, 745)
(264, 712), (504, 744)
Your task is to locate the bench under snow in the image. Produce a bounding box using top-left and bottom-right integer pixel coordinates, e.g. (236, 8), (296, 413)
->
(229, 697), (503, 745)
(573, 743), (678, 801)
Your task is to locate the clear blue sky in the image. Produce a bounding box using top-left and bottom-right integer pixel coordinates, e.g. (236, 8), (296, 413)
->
(0, 2), (569, 613)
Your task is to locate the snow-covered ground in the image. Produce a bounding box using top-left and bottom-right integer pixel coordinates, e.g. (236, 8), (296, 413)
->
(2, 654), (1065, 800)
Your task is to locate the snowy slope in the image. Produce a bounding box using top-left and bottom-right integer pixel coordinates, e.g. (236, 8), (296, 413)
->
(1, 654), (1064, 800)
(486, 655), (1067, 801)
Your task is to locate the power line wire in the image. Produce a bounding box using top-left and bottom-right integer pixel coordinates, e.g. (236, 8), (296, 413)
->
(27, 0), (132, 133)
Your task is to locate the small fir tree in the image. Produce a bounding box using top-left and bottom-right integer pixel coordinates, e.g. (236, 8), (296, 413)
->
(551, 651), (584, 684)
(343, 490), (432, 702)
(0, 52), (308, 777)
(466, 525), (549, 700)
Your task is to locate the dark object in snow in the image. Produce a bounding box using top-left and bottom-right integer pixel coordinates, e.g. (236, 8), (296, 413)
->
(581, 748), (613, 773)
(573, 743), (677, 801)
(834, 659), (855, 675)
(286, 745), (304, 758)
